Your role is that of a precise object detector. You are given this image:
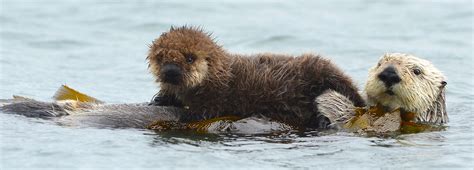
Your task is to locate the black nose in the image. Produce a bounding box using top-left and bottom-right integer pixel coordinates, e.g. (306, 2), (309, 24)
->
(160, 64), (182, 85)
(378, 66), (401, 87)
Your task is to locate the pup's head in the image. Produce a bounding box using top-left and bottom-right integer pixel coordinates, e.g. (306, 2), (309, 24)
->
(147, 26), (227, 90)
(365, 53), (448, 124)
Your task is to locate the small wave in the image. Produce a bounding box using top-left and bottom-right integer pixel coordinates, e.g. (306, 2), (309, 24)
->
(27, 39), (91, 50)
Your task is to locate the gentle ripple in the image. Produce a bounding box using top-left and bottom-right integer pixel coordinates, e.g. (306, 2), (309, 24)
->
(0, 0), (473, 169)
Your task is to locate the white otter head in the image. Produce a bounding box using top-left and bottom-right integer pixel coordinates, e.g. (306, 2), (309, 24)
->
(365, 53), (448, 124)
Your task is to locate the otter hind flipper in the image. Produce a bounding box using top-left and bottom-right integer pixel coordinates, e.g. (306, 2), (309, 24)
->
(1, 100), (69, 118)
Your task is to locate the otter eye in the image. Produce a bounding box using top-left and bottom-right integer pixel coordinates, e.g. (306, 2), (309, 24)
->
(184, 53), (196, 64)
(413, 68), (422, 75)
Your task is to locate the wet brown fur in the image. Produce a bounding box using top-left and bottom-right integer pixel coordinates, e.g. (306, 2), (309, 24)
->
(147, 26), (365, 128)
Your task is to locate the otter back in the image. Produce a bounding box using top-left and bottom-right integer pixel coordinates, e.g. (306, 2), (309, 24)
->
(180, 54), (364, 128)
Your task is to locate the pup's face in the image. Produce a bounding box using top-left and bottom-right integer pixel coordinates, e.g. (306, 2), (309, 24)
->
(147, 27), (222, 89)
(365, 53), (447, 123)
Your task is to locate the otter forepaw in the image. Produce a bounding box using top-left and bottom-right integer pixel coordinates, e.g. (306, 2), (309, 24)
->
(149, 95), (183, 107)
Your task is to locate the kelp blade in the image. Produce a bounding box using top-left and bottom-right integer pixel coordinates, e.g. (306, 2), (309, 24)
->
(53, 85), (103, 104)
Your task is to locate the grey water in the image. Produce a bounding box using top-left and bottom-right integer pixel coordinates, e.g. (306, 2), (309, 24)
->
(0, 0), (472, 169)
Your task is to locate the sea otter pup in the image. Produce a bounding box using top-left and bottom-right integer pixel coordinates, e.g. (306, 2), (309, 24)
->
(316, 53), (447, 133)
(147, 26), (365, 128)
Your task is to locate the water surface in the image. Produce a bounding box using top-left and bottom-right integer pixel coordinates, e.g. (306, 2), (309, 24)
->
(0, 0), (472, 169)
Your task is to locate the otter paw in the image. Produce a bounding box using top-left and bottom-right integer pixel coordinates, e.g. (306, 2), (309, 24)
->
(149, 95), (183, 107)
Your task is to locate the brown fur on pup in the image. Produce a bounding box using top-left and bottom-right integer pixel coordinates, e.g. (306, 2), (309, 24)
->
(147, 26), (365, 128)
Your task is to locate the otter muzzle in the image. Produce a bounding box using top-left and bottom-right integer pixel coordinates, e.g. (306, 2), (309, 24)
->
(378, 66), (401, 87)
(160, 63), (183, 85)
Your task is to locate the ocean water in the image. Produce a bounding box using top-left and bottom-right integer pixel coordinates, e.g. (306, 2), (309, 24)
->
(0, 0), (472, 169)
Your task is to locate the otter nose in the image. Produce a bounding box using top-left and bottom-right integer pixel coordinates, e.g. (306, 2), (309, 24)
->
(160, 63), (182, 85)
(378, 66), (401, 87)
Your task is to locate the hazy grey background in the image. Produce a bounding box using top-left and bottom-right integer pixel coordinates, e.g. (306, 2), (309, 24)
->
(1, 0), (472, 169)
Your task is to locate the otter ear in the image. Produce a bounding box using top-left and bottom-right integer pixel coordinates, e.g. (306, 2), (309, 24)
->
(423, 84), (448, 124)
(441, 81), (447, 88)
(146, 46), (162, 61)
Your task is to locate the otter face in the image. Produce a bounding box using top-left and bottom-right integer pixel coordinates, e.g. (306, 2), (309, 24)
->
(149, 49), (209, 88)
(147, 27), (224, 89)
(365, 53), (448, 123)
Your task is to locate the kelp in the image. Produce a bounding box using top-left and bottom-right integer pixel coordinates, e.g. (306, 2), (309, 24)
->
(343, 104), (444, 134)
(53, 85), (103, 104)
(147, 116), (241, 132)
